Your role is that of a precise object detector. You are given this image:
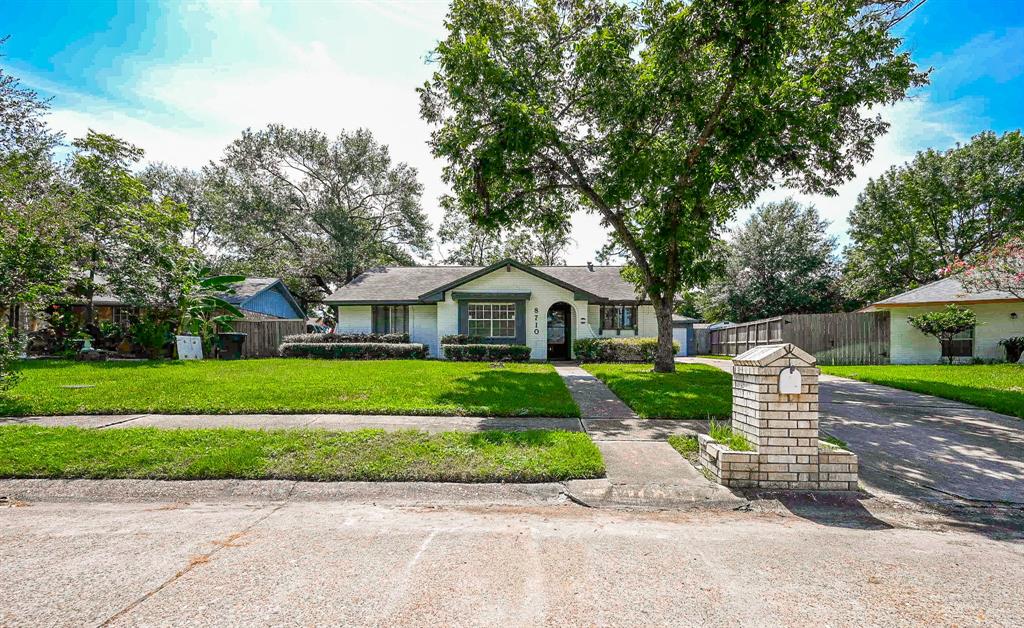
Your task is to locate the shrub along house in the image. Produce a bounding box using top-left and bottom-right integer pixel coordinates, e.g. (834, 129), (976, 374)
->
(863, 276), (1022, 363)
(325, 259), (657, 360)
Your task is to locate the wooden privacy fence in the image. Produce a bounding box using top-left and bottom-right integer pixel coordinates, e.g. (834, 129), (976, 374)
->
(709, 312), (891, 365)
(232, 319), (306, 358)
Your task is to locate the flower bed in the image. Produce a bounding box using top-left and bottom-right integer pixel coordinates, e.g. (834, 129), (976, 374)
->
(573, 337), (679, 362)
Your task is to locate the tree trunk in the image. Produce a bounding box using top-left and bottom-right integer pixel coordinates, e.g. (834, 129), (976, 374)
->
(653, 296), (676, 373)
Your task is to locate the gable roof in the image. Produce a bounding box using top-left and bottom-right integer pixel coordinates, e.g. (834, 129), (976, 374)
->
(326, 259), (645, 305)
(217, 278), (305, 318)
(870, 276), (1021, 308)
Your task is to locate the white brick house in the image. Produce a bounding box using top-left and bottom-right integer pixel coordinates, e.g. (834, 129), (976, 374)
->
(325, 259), (657, 359)
(863, 276), (1023, 363)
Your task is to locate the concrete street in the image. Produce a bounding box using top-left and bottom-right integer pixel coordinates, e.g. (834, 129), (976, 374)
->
(2, 491), (1023, 627)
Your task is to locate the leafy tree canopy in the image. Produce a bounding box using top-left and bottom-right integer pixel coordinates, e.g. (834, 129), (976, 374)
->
(208, 125), (433, 305)
(68, 131), (195, 322)
(437, 198), (572, 266)
(951, 236), (1024, 300)
(420, 0), (926, 370)
(702, 199), (843, 322)
(843, 130), (1024, 305)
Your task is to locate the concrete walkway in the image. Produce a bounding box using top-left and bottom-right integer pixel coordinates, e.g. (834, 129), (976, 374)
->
(0, 413), (584, 432)
(553, 362), (744, 509)
(679, 356), (1024, 504)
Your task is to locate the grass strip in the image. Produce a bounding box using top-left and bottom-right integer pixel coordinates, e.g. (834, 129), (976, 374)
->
(0, 426), (604, 483)
(581, 363), (732, 419)
(821, 364), (1024, 419)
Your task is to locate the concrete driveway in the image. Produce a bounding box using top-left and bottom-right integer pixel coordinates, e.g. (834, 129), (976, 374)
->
(680, 358), (1024, 504)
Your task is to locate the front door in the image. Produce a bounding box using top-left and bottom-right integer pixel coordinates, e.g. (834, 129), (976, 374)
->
(546, 303), (571, 360)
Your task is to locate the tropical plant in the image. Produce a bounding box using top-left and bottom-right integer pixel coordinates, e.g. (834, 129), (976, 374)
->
(419, 0), (926, 371)
(130, 314), (173, 360)
(908, 305), (979, 364)
(998, 337), (1024, 364)
(176, 271), (246, 354)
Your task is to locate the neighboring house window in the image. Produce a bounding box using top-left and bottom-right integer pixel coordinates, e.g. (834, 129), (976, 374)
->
(601, 305), (637, 331)
(372, 305), (409, 334)
(942, 326), (974, 358)
(467, 303), (516, 338)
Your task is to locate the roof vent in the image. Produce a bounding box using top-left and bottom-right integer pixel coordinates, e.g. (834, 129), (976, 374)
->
(587, 261), (594, 271)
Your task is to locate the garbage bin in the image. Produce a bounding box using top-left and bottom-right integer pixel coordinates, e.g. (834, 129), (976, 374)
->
(217, 332), (248, 360)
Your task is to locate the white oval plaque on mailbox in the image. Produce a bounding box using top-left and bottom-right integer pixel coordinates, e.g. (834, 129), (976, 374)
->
(779, 367), (802, 394)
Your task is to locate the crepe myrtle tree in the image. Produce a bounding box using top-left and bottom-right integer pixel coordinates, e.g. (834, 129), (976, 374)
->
(908, 305), (978, 365)
(420, 0), (927, 371)
(949, 237), (1024, 300)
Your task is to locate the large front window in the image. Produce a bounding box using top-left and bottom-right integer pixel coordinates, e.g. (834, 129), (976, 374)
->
(942, 326), (974, 358)
(601, 305), (637, 331)
(468, 303), (516, 338)
(372, 305), (409, 334)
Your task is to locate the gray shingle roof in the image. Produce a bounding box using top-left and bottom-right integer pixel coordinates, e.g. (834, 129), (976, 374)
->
(326, 263), (645, 304)
(219, 278), (283, 305)
(872, 276), (1021, 307)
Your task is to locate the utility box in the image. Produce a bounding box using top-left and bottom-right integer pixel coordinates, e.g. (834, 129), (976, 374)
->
(698, 343), (858, 491)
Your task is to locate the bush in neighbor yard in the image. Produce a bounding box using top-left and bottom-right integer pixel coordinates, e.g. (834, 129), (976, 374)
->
(907, 305), (979, 364)
(282, 332), (410, 344)
(999, 337), (1024, 363)
(442, 344), (531, 362)
(279, 342), (427, 360)
(573, 337), (679, 363)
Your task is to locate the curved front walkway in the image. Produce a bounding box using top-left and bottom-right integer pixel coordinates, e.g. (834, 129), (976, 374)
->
(679, 357), (1024, 504)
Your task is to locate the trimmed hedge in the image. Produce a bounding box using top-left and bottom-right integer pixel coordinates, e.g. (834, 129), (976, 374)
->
(440, 334), (486, 345)
(442, 343), (531, 362)
(282, 332), (410, 344)
(573, 337), (679, 363)
(279, 342), (427, 360)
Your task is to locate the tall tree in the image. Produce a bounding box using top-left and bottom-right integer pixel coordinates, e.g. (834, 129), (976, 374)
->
(437, 198), (572, 265)
(68, 131), (193, 324)
(209, 125), (432, 306)
(0, 39), (75, 323)
(139, 163), (225, 257)
(420, 0), (926, 371)
(843, 130), (1024, 304)
(703, 199), (841, 322)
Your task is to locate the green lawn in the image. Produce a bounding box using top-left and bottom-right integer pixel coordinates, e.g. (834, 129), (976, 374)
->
(582, 363), (732, 419)
(0, 426), (604, 482)
(1, 360), (580, 417)
(821, 364), (1024, 419)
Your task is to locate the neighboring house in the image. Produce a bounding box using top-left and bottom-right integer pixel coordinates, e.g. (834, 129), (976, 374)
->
(217, 278), (305, 321)
(325, 259), (656, 359)
(59, 277), (304, 326)
(863, 276), (1023, 363)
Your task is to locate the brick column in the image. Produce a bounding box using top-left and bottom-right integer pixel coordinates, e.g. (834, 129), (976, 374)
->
(731, 344), (821, 489)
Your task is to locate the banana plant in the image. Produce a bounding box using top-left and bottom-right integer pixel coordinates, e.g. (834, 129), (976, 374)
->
(176, 271), (246, 347)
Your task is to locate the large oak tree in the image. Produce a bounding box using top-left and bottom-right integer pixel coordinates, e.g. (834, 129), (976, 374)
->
(420, 0), (926, 371)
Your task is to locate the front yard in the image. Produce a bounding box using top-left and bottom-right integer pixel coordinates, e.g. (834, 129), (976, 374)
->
(0, 426), (603, 482)
(0, 360), (580, 417)
(582, 363), (732, 419)
(821, 364), (1024, 419)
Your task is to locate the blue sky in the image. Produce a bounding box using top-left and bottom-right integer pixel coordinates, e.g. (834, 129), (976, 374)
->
(3, 0), (1023, 263)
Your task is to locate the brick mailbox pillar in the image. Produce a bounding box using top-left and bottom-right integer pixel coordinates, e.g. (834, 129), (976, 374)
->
(698, 343), (858, 491)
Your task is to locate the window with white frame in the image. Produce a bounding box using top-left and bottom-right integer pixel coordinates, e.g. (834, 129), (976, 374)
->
(372, 305), (409, 334)
(467, 303), (516, 338)
(942, 326), (974, 358)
